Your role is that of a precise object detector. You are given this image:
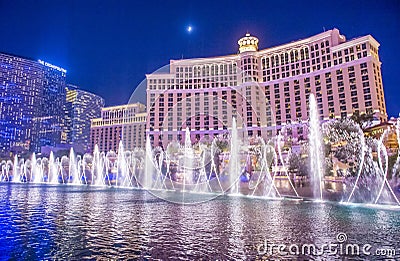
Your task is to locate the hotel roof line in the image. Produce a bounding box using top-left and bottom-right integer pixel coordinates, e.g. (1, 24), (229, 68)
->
(0, 51), (37, 62)
(99, 102), (146, 111)
(146, 28), (379, 72)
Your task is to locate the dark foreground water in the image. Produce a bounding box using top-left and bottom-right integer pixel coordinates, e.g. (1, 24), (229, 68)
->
(0, 184), (399, 260)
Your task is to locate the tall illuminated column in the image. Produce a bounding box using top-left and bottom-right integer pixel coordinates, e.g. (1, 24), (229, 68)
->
(237, 34), (268, 139)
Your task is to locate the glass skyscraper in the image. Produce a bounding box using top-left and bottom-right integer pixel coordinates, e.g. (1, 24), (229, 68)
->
(65, 84), (104, 151)
(0, 52), (67, 153)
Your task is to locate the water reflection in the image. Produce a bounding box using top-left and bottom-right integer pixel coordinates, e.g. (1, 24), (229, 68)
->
(0, 184), (399, 260)
(228, 197), (246, 259)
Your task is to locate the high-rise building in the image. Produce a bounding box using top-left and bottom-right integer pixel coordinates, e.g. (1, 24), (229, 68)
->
(32, 59), (68, 152)
(65, 84), (104, 151)
(90, 103), (146, 153)
(0, 52), (67, 153)
(146, 29), (387, 146)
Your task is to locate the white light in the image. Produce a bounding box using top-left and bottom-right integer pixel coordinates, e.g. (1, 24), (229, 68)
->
(187, 26), (192, 32)
(38, 59), (67, 73)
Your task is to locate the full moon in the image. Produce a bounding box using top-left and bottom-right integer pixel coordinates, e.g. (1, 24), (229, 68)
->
(187, 26), (192, 32)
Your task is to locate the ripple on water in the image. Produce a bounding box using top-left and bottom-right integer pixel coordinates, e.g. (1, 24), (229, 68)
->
(0, 184), (399, 260)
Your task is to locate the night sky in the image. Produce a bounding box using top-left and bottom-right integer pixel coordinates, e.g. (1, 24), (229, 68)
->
(0, 0), (399, 116)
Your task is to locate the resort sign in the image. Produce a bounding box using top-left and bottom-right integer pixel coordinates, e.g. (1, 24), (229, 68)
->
(38, 59), (67, 73)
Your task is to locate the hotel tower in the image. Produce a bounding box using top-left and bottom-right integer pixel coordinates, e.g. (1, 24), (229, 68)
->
(146, 28), (386, 146)
(0, 53), (67, 152)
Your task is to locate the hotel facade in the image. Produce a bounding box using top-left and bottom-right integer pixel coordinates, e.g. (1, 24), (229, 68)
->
(90, 103), (146, 153)
(146, 28), (387, 146)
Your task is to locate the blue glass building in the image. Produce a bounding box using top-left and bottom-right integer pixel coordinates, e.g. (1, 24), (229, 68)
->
(65, 84), (104, 151)
(0, 52), (67, 153)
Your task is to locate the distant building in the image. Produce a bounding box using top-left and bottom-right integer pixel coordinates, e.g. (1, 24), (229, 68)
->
(146, 28), (387, 146)
(90, 103), (146, 152)
(65, 84), (104, 151)
(0, 52), (67, 152)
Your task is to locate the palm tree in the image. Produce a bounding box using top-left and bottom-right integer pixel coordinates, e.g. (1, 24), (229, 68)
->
(350, 111), (374, 130)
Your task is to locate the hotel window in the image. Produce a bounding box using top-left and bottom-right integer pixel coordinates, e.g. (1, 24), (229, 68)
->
(285, 53), (289, 64)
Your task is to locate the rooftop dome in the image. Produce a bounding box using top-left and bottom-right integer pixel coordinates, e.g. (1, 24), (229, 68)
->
(238, 33), (259, 53)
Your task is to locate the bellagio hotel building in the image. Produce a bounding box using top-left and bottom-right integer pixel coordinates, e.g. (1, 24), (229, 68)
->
(146, 28), (387, 146)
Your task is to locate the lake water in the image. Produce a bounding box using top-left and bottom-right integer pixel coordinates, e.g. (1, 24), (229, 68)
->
(0, 183), (399, 260)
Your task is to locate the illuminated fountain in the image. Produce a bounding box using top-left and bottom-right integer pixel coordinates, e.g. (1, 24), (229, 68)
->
(49, 152), (58, 184)
(228, 117), (241, 194)
(69, 148), (79, 185)
(275, 131), (299, 198)
(32, 153), (42, 183)
(143, 136), (155, 189)
(193, 142), (217, 193)
(249, 137), (280, 198)
(182, 127), (194, 192)
(308, 93), (325, 201)
(153, 147), (166, 190)
(1, 112), (400, 209)
(116, 141), (125, 187)
(93, 145), (103, 186)
(0, 159), (13, 182)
